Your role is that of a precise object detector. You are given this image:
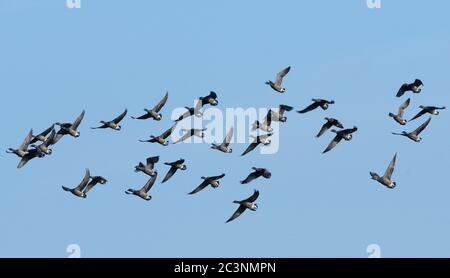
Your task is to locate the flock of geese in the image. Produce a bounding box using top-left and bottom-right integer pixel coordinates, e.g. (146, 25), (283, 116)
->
(6, 67), (445, 223)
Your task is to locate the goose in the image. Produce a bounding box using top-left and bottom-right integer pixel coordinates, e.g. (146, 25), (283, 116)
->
(409, 105), (445, 122)
(270, 105), (293, 122)
(241, 133), (273, 156)
(266, 66), (290, 93)
(53, 110), (85, 144)
(30, 124), (55, 144)
(92, 109), (127, 130)
(370, 153), (397, 189)
(197, 91), (218, 107)
(134, 156), (159, 177)
(252, 109), (273, 133)
(125, 173), (158, 201)
(389, 98), (410, 125)
(17, 148), (40, 169)
(189, 174), (225, 195)
(240, 168), (271, 184)
(297, 99), (335, 114)
(174, 105), (203, 122)
(226, 190), (259, 223)
(32, 129), (56, 157)
(162, 159), (187, 183)
(131, 92), (168, 121)
(139, 124), (176, 146)
(173, 128), (206, 144)
(322, 126), (358, 154)
(6, 129), (33, 158)
(211, 127), (233, 153)
(62, 168), (91, 198)
(316, 117), (344, 138)
(396, 79), (423, 97)
(83, 176), (108, 195)
(392, 117), (431, 142)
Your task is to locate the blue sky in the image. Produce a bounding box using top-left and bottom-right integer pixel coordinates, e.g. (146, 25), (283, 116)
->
(1, 0), (450, 258)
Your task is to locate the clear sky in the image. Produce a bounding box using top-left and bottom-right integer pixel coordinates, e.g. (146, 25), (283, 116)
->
(1, 0), (450, 258)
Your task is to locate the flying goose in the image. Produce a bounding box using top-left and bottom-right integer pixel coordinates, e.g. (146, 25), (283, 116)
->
(131, 92), (168, 121)
(270, 105), (293, 122)
(266, 66), (290, 93)
(316, 117), (343, 138)
(211, 127), (233, 153)
(396, 79), (423, 97)
(92, 109), (127, 130)
(30, 124), (55, 144)
(139, 124), (176, 146)
(240, 168), (271, 184)
(6, 129), (33, 158)
(392, 117), (431, 142)
(52, 110), (85, 144)
(174, 105), (203, 122)
(389, 98), (410, 125)
(409, 105), (446, 122)
(189, 174), (225, 195)
(62, 168), (91, 198)
(162, 159), (187, 183)
(322, 126), (358, 154)
(252, 110), (273, 133)
(298, 99), (335, 114)
(370, 153), (397, 189)
(17, 148), (40, 169)
(125, 173), (158, 201)
(173, 128), (206, 144)
(226, 190), (259, 223)
(135, 156), (159, 177)
(83, 176), (108, 195)
(32, 129), (56, 157)
(241, 133), (273, 156)
(197, 91), (218, 107)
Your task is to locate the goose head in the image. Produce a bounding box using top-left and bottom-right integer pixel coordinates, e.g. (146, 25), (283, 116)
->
(179, 164), (187, 170)
(433, 110), (439, 115)
(74, 131), (80, 137)
(45, 148), (53, 155)
(322, 103), (329, 109)
(144, 195), (152, 201)
(388, 181), (397, 189)
(400, 119), (407, 125)
(162, 140), (169, 146)
(267, 127), (274, 132)
(280, 116), (287, 122)
(262, 139), (271, 145)
(209, 99), (218, 106)
(227, 148), (233, 153)
(250, 203), (258, 211)
(415, 137), (422, 142)
(155, 114), (162, 121)
(115, 125), (122, 130)
(344, 134), (353, 141)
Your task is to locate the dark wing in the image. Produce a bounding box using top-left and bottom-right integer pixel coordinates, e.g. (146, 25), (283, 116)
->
(241, 142), (258, 156)
(17, 149), (38, 169)
(279, 105), (293, 116)
(112, 109), (128, 124)
(383, 153), (397, 180)
(240, 171), (261, 184)
(141, 174), (158, 193)
(396, 83), (409, 97)
(44, 129), (56, 146)
(162, 166), (177, 183)
(72, 110), (85, 130)
(176, 109), (192, 122)
(74, 169), (91, 191)
(188, 180), (209, 195)
(298, 102), (320, 113)
(226, 205), (247, 223)
(160, 124), (176, 139)
(316, 122), (332, 138)
(132, 113), (151, 120)
(209, 173), (225, 180)
(274, 66), (290, 87)
(50, 132), (65, 145)
(19, 129), (34, 152)
(398, 98), (410, 118)
(244, 189), (260, 203)
(322, 135), (343, 154)
(30, 125), (54, 144)
(413, 117), (431, 135)
(409, 109), (427, 122)
(173, 131), (193, 144)
(146, 156), (159, 168)
(263, 110), (272, 127)
(153, 92), (169, 112)
(222, 127), (234, 147)
(83, 180), (97, 194)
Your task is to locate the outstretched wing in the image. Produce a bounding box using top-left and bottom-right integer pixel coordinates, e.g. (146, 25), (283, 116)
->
(17, 149), (38, 169)
(244, 189), (260, 203)
(316, 122), (332, 138)
(112, 109), (128, 124)
(30, 125), (54, 144)
(323, 135), (343, 154)
(209, 173), (225, 180)
(396, 83), (408, 97)
(173, 131), (193, 144)
(152, 92), (169, 112)
(188, 180), (209, 195)
(413, 117), (431, 135)
(409, 108), (427, 122)
(226, 205), (247, 223)
(132, 112), (151, 120)
(20, 129), (34, 152)
(240, 171), (261, 184)
(222, 127), (234, 147)
(241, 142), (258, 156)
(397, 98), (410, 118)
(72, 110), (85, 130)
(298, 102), (319, 114)
(279, 104), (293, 116)
(274, 66), (290, 87)
(383, 153), (397, 180)
(162, 166), (177, 183)
(146, 156), (160, 169)
(161, 124), (176, 139)
(74, 168), (91, 191)
(263, 110), (272, 127)
(141, 174), (158, 193)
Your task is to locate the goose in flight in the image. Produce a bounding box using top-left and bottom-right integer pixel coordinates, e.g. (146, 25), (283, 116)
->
(139, 124), (176, 146)
(30, 124), (55, 144)
(270, 105), (293, 122)
(240, 168), (271, 184)
(396, 79), (423, 97)
(409, 105), (445, 122)
(197, 91), (218, 107)
(6, 129), (33, 158)
(392, 117), (432, 142)
(266, 66), (290, 93)
(298, 99), (335, 114)
(162, 159), (187, 183)
(52, 110), (85, 144)
(174, 104), (203, 122)
(226, 190), (260, 223)
(131, 92), (168, 121)
(189, 174), (225, 195)
(389, 98), (410, 125)
(252, 110), (273, 133)
(92, 109), (127, 130)
(316, 117), (343, 138)
(211, 127), (233, 153)
(322, 126), (358, 154)
(173, 128), (206, 144)
(135, 156), (159, 177)
(125, 173), (158, 201)
(370, 153), (398, 189)
(62, 168), (91, 198)
(241, 133), (272, 156)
